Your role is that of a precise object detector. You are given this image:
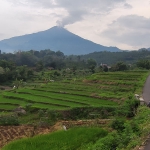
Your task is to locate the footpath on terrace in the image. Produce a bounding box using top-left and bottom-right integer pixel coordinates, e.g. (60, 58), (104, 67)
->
(142, 75), (150, 150)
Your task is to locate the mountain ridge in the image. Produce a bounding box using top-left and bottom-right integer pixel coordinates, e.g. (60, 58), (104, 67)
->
(0, 26), (122, 55)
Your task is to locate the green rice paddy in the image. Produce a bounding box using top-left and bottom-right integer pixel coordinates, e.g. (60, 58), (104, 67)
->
(2, 127), (108, 150)
(0, 71), (149, 111)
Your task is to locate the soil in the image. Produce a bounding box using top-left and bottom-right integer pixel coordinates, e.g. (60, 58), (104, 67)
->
(0, 86), (12, 91)
(0, 122), (62, 149)
(0, 119), (110, 149)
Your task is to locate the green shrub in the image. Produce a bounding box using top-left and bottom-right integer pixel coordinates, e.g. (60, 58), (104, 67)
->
(25, 103), (33, 112)
(124, 99), (140, 117)
(111, 118), (125, 131)
(92, 132), (119, 150)
(0, 114), (19, 126)
(46, 110), (57, 120)
(38, 109), (45, 118)
(37, 110), (60, 126)
(61, 106), (116, 120)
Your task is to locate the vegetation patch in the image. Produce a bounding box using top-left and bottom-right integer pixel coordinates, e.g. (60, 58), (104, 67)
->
(1, 127), (108, 150)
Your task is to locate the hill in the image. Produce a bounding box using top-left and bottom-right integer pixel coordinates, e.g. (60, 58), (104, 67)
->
(0, 26), (122, 55)
(81, 50), (150, 65)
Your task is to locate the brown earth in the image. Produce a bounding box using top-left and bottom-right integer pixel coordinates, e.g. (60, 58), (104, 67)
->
(0, 119), (110, 149)
(0, 122), (62, 149)
(0, 86), (12, 91)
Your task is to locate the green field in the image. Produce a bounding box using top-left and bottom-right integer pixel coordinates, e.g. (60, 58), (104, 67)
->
(0, 70), (149, 150)
(2, 127), (108, 150)
(0, 71), (148, 111)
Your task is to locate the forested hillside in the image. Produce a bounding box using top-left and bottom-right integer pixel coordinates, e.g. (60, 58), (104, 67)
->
(81, 48), (150, 65)
(1, 48), (150, 67)
(0, 48), (150, 84)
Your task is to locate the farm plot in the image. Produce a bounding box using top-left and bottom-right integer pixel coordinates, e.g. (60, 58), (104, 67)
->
(0, 125), (58, 149)
(1, 127), (108, 150)
(0, 71), (149, 111)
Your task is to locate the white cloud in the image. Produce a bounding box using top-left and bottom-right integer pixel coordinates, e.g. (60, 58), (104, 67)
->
(101, 15), (150, 48)
(123, 3), (132, 9)
(5, 0), (127, 27)
(55, 0), (126, 27)
(0, 0), (150, 50)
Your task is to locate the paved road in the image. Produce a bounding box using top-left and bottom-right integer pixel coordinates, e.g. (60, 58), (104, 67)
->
(143, 75), (150, 104)
(142, 75), (150, 150)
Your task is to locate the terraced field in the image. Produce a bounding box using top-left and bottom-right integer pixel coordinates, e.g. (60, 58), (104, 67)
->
(0, 124), (60, 148)
(0, 71), (148, 111)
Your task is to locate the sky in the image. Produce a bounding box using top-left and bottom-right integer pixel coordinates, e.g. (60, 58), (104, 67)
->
(0, 0), (150, 50)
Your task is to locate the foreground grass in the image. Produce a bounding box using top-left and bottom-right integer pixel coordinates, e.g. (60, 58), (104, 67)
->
(2, 127), (107, 150)
(2, 106), (150, 150)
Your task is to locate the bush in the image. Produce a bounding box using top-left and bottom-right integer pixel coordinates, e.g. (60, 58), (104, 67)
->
(38, 109), (45, 118)
(111, 118), (125, 131)
(37, 110), (60, 127)
(92, 132), (119, 150)
(124, 99), (140, 117)
(25, 103), (33, 112)
(0, 114), (19, 126)
(61, 107), (116, 120)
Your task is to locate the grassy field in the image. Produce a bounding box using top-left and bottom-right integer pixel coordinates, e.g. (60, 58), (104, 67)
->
(2, 106), (150, 150)
(1, 127), (108, 150)
(0, 70), (149, 111)
(0, 70), (149, 150)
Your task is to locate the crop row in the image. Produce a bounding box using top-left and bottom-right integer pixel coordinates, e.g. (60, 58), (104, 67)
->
(3, 89), (118, 109)
(43, 83), (133, 94)
(32, 86), (127, 100)
(17, 89), (118, 106)
(1, 71), (148, 111)
(0, 95), (68, 111)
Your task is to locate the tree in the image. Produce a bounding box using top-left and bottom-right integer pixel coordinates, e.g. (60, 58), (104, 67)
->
(103, 65), (108, 72)
(55, 51), (64, 57)
(0, 67), (4, 74)
(111, 62), (128, 71)
(0, 67), (6, 82)
(87, 59), (97, 73)
(136, 59), (150, 69)
(36, 61), (44, 71)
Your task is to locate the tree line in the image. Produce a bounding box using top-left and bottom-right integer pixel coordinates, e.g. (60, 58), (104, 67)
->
(0, 48), (150, 84)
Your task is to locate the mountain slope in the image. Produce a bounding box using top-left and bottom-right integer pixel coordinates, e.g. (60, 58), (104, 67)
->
(0, 26), (121, 55)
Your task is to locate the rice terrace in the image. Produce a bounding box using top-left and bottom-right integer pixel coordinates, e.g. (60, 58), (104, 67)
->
(0, 71), (148, 111)
(1, 69), (150, 150)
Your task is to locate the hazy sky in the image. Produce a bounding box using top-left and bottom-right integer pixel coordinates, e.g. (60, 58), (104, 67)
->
(0, 0), (150, 50)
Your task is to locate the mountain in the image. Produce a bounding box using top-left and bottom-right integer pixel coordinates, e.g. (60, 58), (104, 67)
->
(0, 41), (13, 52)
(0, 26), (122, 55)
